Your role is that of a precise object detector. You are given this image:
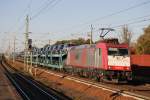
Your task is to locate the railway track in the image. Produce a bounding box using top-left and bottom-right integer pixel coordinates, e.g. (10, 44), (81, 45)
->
(10, 59), (150, 100)
(40, 68), (150, 100)
(1, 61), (71, 100)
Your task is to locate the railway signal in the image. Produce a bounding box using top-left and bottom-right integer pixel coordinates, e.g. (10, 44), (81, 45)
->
(28, 39), (32, 50)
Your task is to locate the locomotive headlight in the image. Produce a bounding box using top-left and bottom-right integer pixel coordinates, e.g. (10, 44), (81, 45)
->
(109, 66), (111, 69)
(125, 67), (130, 70)
(127, 67), (130, 70)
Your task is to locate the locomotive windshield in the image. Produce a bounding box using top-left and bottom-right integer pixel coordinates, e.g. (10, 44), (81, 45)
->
(108, 48), (128, 56)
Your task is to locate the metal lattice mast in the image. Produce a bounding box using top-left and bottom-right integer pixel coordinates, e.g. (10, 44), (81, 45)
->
(24, 15), (29, 71)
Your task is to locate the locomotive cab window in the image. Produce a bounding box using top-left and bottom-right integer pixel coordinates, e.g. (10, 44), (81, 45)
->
(108, 48), (128, 56)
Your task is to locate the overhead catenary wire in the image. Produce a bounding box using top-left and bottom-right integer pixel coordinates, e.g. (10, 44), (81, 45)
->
(31, 0), (62, 20)
(25, 0), (62, 39)
(69, 17), (150, 39)
(97, 18), (150, 39)
(125, 14), (150, 22)
(95, 18), (150, 33)
(70, 13), (150, 35)
(3, 0), (150, 51)
(16, 0), (150, 42)
(5, 0), (62, 52)
(90, 0), (150, 24)
(31, 0), (57, 20)
(20, 0), (62, 48)
(111, 18), (150, 29)
(8, 0), (32, 33)
(60, 0), (150, 33)
(2, 0), (33, 53)
(8, 0), (61, 36)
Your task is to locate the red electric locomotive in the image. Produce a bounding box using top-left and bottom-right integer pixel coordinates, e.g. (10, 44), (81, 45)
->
(66, 40), (132, 83)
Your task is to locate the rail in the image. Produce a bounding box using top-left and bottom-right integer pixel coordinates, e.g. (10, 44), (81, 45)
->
(1, 61), (71, 100)
(42, 69), (150, 100)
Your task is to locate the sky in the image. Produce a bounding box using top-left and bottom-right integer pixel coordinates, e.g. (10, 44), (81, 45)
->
(0, 0), (150, 53)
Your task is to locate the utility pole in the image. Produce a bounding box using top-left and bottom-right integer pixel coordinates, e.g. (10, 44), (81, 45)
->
(30, 50), (33, 75)
(8, 40), (11, 60)
(13, 36), (16, 63)
(24, 15), (29, 71)
(90, 24), (93, 44)
(49, 40), (51, 45)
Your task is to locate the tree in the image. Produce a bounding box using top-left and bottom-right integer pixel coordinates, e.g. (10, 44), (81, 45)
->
(129, 42), (137, 54)
(120, 25), (132, 45)
(136, 25), (150, 54)
(55, 38), (90, 45)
